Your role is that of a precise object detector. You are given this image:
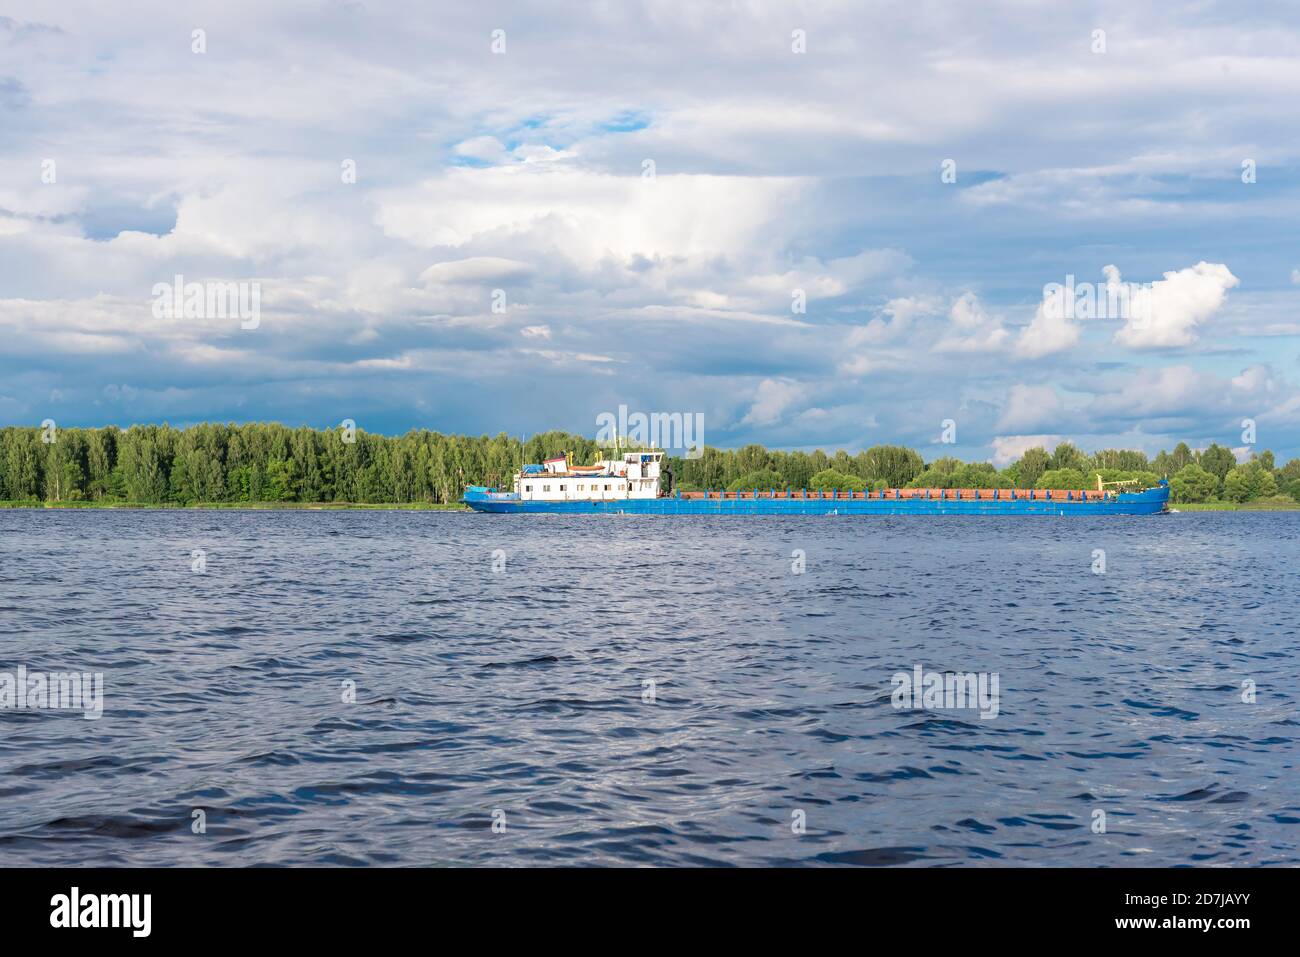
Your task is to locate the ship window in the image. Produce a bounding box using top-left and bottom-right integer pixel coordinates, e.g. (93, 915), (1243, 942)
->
(577, 484), (583, 491)
(604, 484), (611, 491)
(525, 485), (532, 492)
(543, 484), (550, 492)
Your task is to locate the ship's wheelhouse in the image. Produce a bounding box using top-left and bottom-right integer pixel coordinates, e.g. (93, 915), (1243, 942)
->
(514, 450), (663, 501)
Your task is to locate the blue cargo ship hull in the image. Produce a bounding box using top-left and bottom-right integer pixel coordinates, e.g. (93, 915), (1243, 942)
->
(463, 483), (1170, 516)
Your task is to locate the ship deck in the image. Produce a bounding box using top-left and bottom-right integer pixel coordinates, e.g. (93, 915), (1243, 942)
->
(465, 482), (1170, 515)
(676, 487), (1112, 502)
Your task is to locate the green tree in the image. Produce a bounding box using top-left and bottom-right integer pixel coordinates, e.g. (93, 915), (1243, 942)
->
(85, 428), (117, 500)
(1049, 442), (1088, 472)
(727, 468), (786, 492)
(782, 451), (816, 490)
(3, 429), (40, 499)
(1169, 464), (1218, 503)
(733, 444), (773, 477)
(1222, 461), (1279, 501)
(42, 431), (86, 501)
(1222, 467), (1251, 502)
(118, 430), (168, 502)
(265, 457), (301, 501)
(1090, 448), (1150, 471)
(860, 445), (924, 487)
(1278, 458), (1300, 502)
(808, 469), (866, 492)
(1198, 443), (1235, 485)
(1250, 465), (1278, 499)
(1036, 468), (1088, 490)
(908, 462), (1009, 489)
(1013, 447), (1051, 488)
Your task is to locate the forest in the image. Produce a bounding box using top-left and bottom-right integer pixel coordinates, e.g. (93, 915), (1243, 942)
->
(1, 422), (1297, 506)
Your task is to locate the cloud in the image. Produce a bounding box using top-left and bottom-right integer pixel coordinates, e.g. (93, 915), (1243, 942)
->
(723, 247), (912, 313)
(844, 296), (940, 347)
(997, 384), (1064, 433)
(2, 1), (1300, 461)
(453, 136), (508, 164)
(1015, 289), (1082, 359)
(1086, 364), (1288, 427)
(1114, 262), (1239, 349)
(934, 292), (1010, 353)
(741, 378), (805, 426)
(990, 434), (1061, 467)
(375, 165), (806, 262)
(419, 257), (537, 286)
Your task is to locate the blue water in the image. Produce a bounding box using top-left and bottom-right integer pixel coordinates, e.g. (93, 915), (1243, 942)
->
(1, 510), (1296, 866)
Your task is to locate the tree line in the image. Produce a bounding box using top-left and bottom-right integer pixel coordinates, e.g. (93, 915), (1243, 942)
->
(1, 423), (1296, 505)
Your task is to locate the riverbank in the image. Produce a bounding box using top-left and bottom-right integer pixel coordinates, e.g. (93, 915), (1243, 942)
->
(1174, 498), (1300, 511)
(0, 500), (470, 511)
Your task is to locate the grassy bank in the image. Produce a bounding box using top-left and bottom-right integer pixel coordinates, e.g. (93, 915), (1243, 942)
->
(0, 500), (470, 511)
(1174, 498), (1300, 511)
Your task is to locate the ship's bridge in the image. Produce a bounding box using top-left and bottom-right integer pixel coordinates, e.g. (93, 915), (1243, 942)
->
(515, 451), (664, 502)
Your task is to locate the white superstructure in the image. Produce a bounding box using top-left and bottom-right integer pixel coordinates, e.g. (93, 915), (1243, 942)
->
(515, 452), (664, 502)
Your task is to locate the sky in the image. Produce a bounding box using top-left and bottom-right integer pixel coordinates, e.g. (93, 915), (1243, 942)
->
(2, 0), (1299, 464)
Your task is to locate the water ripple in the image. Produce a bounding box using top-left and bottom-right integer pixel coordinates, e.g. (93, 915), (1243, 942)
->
(0, 510), (1296, 865)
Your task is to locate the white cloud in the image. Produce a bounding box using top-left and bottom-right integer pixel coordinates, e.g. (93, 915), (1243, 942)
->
(1114, 262), (1239, 349)
(420, 257), (537, 286)
(997, 384), (1064, 433)
(1089, 365), (1216, 418)
(1015, 290), (1082, 359)
(934, 292), (1010, 353)
(2, 2), (1299, 459)
(513, 144), (575, 164)
(1087, 364), (1287, 424)
(990, 434), (1061, 467)
(880, 296), (941, 332)
(453, 136), (508, 164)
(837, 295), (941, 369)
(741, 378), (805, 426)
(375, 165), (806, 263)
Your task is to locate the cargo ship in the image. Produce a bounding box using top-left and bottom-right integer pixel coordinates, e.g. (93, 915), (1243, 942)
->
(463, 451), (1170, 515)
